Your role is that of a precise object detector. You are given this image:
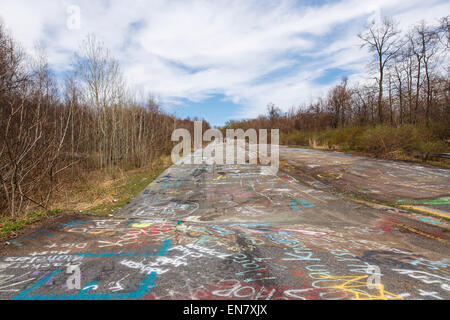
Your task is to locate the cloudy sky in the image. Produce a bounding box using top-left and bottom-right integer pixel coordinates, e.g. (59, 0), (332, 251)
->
(0, 0), (448, 126)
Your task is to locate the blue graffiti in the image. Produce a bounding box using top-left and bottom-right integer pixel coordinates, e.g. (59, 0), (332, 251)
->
(409, 258), (450, 270)
(289, 199), (314, 210)
(20, 229), (56, 241)
(260, 233), (299, 246)
(9, 240), (22, 247)
(13, 239), (172, 300)
(418, 216), (443, 225)
(60, 220), (90, 228)
(12, 270), (157, 300)
(160, 182), (181, 190)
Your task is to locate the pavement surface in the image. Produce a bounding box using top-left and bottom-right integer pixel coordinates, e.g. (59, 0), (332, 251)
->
(0, 144), (449, 300)
(280, 146), (450, 219)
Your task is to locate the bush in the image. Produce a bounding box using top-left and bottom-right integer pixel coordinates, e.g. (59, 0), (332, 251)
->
(282, 122), (449, 159)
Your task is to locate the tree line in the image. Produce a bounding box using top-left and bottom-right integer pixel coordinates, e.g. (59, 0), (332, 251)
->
(0, 25), (208, 218)
(225, 16), (449, 136)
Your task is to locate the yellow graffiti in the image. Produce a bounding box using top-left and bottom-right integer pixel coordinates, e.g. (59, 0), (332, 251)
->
(319, 275), (404, 300)
(394, 222), (446, 243)
(400, 205), (450, 220)
(131, 222), (153, 228)
(227, 245), (256, 252)
(317, 172), (343, 180)
(214, 175), (226, 181)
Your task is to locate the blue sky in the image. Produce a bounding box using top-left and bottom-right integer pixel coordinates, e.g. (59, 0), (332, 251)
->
(171, 95), (242, 128)
(0, 0), (448, 127)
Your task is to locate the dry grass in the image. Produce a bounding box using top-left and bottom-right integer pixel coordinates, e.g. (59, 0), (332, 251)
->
(51, 155), (172, 216)
(0, 156), (172, 240)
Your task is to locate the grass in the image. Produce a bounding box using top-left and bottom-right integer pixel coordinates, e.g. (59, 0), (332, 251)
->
(0, 209), (62, 239)
(0, 155), (172, 239)
(86, 165), (168, 216)
(55, 155), (172, 217)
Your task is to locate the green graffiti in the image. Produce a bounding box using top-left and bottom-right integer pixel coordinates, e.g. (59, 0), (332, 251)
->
(397, 197), (450, 205)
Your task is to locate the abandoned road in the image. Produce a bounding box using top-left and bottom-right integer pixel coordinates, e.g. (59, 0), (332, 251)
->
(1, 144), (449, 300)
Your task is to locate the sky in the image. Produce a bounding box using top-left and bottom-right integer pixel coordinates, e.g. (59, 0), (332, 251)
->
(0, 0), (448, 127)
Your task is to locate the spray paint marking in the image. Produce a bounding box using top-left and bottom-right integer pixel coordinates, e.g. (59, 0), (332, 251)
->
(12, 270), (157, 300)
(12, 239), (172, 300)
(397, 197), (450, 206)
(289, 199), (314, 210)
(319, 275), (404, 300)
(74, 239), (172, 258)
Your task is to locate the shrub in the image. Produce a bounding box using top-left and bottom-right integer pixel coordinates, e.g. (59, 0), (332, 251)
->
(282, 122), (449, 159)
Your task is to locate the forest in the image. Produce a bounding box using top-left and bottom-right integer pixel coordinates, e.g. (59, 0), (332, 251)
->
(0, 25), (209, 218)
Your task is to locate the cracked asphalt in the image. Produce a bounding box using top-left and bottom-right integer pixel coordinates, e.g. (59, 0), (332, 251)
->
(280, 146), (450, 219)
(0, 144), (449, 300)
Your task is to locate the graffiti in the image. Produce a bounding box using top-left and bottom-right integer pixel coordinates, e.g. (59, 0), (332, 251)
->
(211, 280), (278, 299)
(12, 238), (171, 300)
(409, 258), (450, 271)
(74, 239), (172, 258)
(131, 201), (199, 219)
(13, 270), (158, 300)
(0, 272), (35, 292)
(44, 243), (88, 249)
(392, 269), (450, 291)
(282, 246), (320, 262)
(417, 289), (443, 300)
(108, 274), (130, 292)
(277, 229), (328, 238)
(394, 222), (446, 243)
(119, 259), (172, 275)
(1, 144), (449, 301)
(417, 216), (443, 225)
(8, 240), (22, 247)
(288, 199), (314, 210)
(3, 255), (84, 269)
(97, 224), (173, 248)
(317, 173), (343, 180)
(65, 220), (125, 234)
(233, 253), (276, 282)
(363, 224), (395, 235)
(397, 197), (450, 206)
(214, 175), (226, 181)
(181, 243), (232, 259)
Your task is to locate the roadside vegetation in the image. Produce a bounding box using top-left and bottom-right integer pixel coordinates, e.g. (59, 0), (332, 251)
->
(55, 156), (171, 217)
(281, 123), (449, 163)
(0, 22), (210, 228)
(0, 209), (62, 239)
(225, 16), (450, 165)
(0, 156), (171, 240)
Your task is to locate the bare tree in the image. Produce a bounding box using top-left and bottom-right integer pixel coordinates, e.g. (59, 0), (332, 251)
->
(438, 16), (450, 50)
(359, 17), (401, 124)
(0, 41), (71, 217)
(0, 23), (27, 98)
(414, 22), (440, 124)
(327, 77), (352, 128)
(74, 35), (125, 167)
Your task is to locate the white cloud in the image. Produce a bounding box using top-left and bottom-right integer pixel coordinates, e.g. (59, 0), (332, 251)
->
(0, 0), (448, 123)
